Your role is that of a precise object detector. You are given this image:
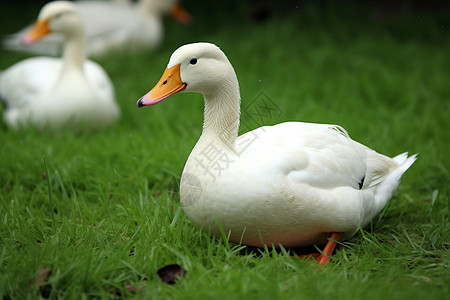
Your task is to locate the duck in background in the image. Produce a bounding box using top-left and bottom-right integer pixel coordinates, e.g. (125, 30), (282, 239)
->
(0, 1), (120, 130)
(3, 0), (192, 57)
(137, 42), (417, 264)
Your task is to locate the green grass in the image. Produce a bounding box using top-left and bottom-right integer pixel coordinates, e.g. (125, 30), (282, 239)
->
(1, 1), (449, 299)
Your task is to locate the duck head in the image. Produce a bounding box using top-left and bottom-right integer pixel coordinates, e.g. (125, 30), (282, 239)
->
(139, 0), (192, 25)
(22, 1), (82, 45)
(137, 42), (238, 107)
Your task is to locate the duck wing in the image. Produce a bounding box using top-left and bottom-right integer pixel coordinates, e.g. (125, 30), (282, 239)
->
(237, 122), (369, 190)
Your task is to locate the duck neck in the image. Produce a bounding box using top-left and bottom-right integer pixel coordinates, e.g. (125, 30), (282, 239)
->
(201, 81), (241, 148)
(61, 31), (85, 76)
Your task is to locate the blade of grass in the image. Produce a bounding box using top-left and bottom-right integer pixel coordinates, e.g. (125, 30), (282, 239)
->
(55, 170), (72, 217)
(42, 155), (55, 231)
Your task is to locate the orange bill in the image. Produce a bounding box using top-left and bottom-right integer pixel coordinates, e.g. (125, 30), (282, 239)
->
(22, 19), (50, 45)
(137, 64), (186, 107)
(170, 2), (192, 25)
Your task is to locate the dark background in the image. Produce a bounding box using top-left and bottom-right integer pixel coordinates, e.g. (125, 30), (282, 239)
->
(1, 0), (449, 38)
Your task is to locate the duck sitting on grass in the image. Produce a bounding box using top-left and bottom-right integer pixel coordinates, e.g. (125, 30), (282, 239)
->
(0, 1), (120, 130)
(137, 42), (417, 264)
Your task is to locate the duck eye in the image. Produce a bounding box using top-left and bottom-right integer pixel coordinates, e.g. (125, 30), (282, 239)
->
(190, 58), (197, 65)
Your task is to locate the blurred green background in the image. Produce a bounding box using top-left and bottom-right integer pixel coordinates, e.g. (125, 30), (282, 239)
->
(0, 0), (449, 299)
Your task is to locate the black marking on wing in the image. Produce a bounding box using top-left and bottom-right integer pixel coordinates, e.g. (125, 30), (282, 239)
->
(358, 175), (365, 189)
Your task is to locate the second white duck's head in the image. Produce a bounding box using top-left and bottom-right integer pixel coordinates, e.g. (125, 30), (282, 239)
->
(22, 1), (83, 45)
(139, 0), (192, 25)
(137, 42), (239, 107)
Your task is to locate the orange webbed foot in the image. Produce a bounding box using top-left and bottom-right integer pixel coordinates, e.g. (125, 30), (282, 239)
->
(297, 232), (343, 266)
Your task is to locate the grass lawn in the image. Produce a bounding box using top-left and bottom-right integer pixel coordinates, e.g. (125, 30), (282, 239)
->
(0, 1), (449, 299)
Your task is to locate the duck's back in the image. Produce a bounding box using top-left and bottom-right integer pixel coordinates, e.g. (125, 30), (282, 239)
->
(237, 122), (369, 188)
(77, 1), (161, 55)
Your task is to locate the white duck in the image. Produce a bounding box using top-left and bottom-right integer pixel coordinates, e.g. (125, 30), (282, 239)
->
(0, 1), (120, 130)
(3, 0), (192, 57)
(137, 42), (417, 264)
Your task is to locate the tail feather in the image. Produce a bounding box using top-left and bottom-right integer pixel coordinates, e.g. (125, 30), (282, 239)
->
(363, 152), (417, 224)
(375, 152), (417, 206)
(393, 152), (418, 173)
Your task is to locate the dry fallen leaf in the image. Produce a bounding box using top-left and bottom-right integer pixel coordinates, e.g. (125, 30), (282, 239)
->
(30, 267), (51, 289)
(157, 264), (187, 285)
